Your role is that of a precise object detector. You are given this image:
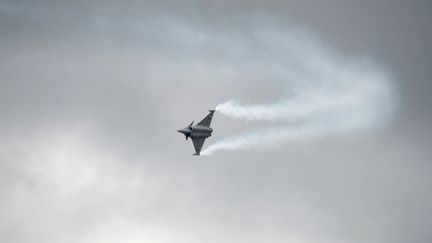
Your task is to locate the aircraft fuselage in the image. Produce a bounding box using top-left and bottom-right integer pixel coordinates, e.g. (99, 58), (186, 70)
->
(177, 125), (212, 139)
(177, 110), (216, 155)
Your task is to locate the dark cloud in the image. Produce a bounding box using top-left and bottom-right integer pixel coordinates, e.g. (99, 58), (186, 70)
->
(1, 1), (431, 243)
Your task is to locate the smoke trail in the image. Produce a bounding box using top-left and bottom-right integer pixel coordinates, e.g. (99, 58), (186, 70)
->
(106, 16), (396, 156)
(201, 36), (397, 155)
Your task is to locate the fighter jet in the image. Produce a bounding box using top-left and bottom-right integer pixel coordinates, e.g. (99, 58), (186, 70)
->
(177, 110), (215, 156)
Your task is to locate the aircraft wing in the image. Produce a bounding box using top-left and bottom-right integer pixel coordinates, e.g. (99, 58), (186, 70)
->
(197, 110), (215, 127)
(191, 137), (206, 155)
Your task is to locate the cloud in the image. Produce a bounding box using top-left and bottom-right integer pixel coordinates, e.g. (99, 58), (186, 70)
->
(0, 1), (431, 243)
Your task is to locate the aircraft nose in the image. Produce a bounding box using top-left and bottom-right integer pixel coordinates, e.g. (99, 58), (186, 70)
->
(177, 128), (186, 134)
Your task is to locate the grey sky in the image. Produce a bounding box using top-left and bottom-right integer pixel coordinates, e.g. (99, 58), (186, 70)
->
(1, 1), (431, 243)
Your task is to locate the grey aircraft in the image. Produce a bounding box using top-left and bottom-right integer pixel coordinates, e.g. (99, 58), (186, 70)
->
(177, 110), (215, 156)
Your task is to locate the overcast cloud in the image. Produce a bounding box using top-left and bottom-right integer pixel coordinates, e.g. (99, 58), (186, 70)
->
(1, 1), (432, 243)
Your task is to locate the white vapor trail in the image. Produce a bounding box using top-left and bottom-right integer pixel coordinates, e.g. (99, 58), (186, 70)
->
(201, 30), (397, 155)
(114, 17), (396, 156)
